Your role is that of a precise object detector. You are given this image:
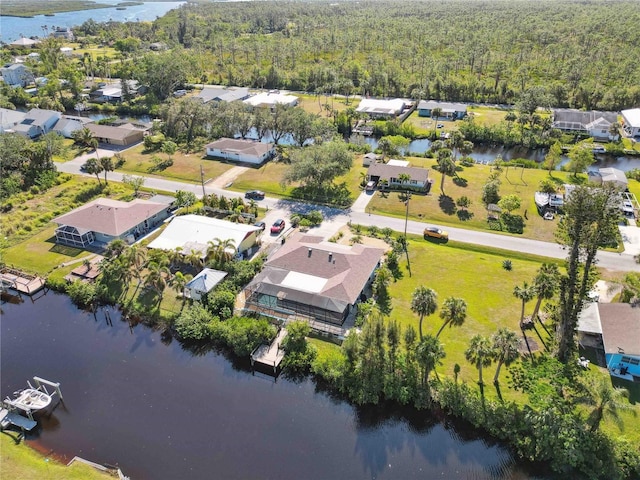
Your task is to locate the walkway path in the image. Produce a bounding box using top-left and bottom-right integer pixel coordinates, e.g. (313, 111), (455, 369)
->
(250, 328), (287, 371)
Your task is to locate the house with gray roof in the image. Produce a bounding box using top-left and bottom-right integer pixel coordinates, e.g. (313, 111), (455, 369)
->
(86, 122), (145, 146)
(417, 100), (468, 119)
(13, 108), (61, 138)
(551, 109), (618, 140)
(1, 63), (32, 87)
(205, 138), (275, 165)
(244, 234), (384, 327)
(53, 115), (90, 138)
(367, 162), (430, 191)
(185, 268), (228, 301)
(197, 87), (250, 103)
(0, 108), (26, 132)
(53, 198), (170, 248)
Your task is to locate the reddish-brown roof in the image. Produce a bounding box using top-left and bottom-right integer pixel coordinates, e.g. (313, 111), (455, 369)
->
(599, 303), (640, 356)
(53, 198), (167, 237)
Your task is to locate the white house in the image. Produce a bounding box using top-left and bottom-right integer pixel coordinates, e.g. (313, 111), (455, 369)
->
(0, 63), (32, 87)
(367, 162), (430, 191)
(621, 108), (640, 139)
(552, 109), (619, 140)
(0, 108), (26, 132)
(12, 108), (61, 138)
(243, 91), (298, 109)
(356, 98), (408, 119)
(147, 214), (262, 259)
(184, 268), (228, 301)
(205, 138), (275, 165)
(197, 87), (250, 103)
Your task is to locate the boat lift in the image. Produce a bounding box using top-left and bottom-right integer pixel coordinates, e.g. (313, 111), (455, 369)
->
(1, 377), (63, 436)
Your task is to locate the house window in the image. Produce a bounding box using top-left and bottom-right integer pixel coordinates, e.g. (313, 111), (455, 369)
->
(621, 356), (631, 363)
(629, 358), (639, 366)
(390, 177), (398, 183)
(410, 180), (417, 185)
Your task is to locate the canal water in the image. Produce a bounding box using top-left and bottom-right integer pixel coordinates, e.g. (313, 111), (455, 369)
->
(1, 292), (544, 479)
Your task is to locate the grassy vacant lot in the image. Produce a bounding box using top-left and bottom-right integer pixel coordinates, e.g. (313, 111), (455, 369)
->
(296, 93), (352, 117)
(117, 144), (233, 183)
(368, 158), (583, 242)
(0, 436), (112, 479)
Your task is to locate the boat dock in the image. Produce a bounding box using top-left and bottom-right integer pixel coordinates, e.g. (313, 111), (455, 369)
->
(250, 328), (287, 373)
(0, 267), (46, 295)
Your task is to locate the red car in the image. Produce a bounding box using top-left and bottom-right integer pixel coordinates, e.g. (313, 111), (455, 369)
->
(270, 219), (285, 234)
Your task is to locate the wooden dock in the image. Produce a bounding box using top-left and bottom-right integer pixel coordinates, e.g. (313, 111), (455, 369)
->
(250, 328), (287, 373)
(0, 267), (45, 295)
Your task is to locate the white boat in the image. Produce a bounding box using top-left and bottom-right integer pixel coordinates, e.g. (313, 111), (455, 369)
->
(6, 388), (52, 412)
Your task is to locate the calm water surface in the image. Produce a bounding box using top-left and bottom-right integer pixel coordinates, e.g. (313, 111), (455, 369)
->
(1, 292), (544, 479)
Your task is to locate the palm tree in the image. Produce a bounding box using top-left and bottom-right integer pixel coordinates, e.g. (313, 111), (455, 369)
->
(82, 157), (103, 185)
(491, 328), (520, 384)
(448, 131), (465, 161)
(465, 334), (493, 385)
(582, 376), (631, 432)
(144, 261), (171, 299)
(104, 239), (127, 258)
(436, 148), (456, 193)
(416, 334), (446, 388)
(431, 107), (443, 136)
(513, 281), (535, 327)
(124, 244), (147, 298)
(436, 297), (467, 338)
(170, 271), (193, 310)
(99, 156), (114, 185)
(206, 238), (236, 268)
(531, 263), (560, 323)
(410, 286), (438, 339)
(185, 249), (204, 270)
(72, 127), (96, 150)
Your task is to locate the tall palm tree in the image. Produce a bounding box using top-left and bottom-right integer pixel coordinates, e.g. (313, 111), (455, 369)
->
(447, 131), (465, 161)
(185, 249), (204, 270)
(491, 328), (520, 384)
(410, 286), (438, 339)
(436, 148), (456, 193)
(416, 334), (446, 388)
(82, 157), (103, 185)
(170, 271), (193, 310)
(144, 261), (171, 300)
(99, 156), (114, 185)
(465, 334), (493, 385)
(124, 244), (147, 298)
(431, 107), (443, 136)
(582, 376), (631, 432)
(436, 297), (467, 338)
(104, 239), (127, 258)
(206, 238), (236, 268)
(531, 263), (560, 323)
(513, 281), (535, 327)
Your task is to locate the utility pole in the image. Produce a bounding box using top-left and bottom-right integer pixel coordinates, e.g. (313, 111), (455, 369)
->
(404, 190), (412, 277)
(200, 165), (206, 198)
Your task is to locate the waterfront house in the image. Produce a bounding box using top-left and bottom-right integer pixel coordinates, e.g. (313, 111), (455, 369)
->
(578, 302), (640, 382)
(12, 108), (61, 138)
(86, 123), (145, 146)
(244, 234), (384, 327)
(356, 98), (408, 119)
(197, 87), (250, 103)
(621, 108), (640, 139)
(0, 108), (26, 132)
(417, 100), (468, 120)
(0, 63), (32, 87)
(147, 214), (262, 259)
(243, 91), (298, 109)
(367, 161), (430, 191)
(53, 115), (90, 138)
(52, 27), (74, 41)
(588, 167), (628, 190)
(362, 153), (382, 167)
(53, 198), (170, 248)
(551, 109), (618, 140)
(205, 138), (275, 165)
(184, 268), (228, 301)
(9, 37), (40, 48)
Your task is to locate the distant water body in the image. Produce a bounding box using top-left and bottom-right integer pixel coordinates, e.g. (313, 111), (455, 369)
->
(0, 1), (185, 43)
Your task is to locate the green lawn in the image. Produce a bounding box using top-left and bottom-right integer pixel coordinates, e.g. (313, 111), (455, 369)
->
(117, 144), (233, 183)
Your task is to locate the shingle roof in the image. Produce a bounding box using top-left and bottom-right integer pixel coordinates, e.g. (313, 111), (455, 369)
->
(417, 100), (469, 112)
(205, 138), (275, 157)
(24, 108), (60, 127)
(186, 268), (228, 294)
(197, 87), (250, 103)
(368, 162), (429, 183)
(599, 303), (640, 356)
(53, 198), (167, 237)
(247, 234), (384, 313)
(0, 108), (26, 127)
(86, 123), (141, 141)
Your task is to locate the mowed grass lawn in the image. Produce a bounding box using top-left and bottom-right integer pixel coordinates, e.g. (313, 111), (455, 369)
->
(118, 144), (233, 183)
(368, 158), (581, 242)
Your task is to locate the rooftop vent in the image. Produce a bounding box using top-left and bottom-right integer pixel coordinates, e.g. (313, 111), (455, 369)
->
(308, 248), (312, 257)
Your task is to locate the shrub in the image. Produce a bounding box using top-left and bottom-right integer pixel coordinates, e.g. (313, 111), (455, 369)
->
(174, 303), (214, 341)
(502, 259), (513, 271)
(67, 280), (97, 308)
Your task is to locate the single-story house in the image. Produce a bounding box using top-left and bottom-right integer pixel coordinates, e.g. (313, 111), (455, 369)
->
(90, 80), (139, 102)
(9, 37), (40, 48)
(244, 234), (385, 326)
(367, 162), (430, 190)
(147, 214), (262, 259)
(52, 27), (74, 41)
(205, 138), (275, 165)
(86, 123), (145, 146)
(184, 268), (228, 301)
(1, 63), (32, 87)
(53, 115), (90, 138)
(551, 109), (619, 140)
(12, 108), (61, 138)
(0, 107), (26, 132)
(621, 108), (640, 139)
(578, 302), (640, 382)
(417, 100), (468, 120)
(355, 98), (408, 119)
(53, 198), (170, 248)
(197, 87), (250, 103)
(243, 92), (298, 109)
(589, 167), (628, 190)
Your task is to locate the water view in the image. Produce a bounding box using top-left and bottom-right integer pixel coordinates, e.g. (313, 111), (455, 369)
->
(0, 1), (186, 43)
(1, 292), (543, 479)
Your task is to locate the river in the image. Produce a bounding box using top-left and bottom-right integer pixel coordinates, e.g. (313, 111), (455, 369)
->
(0, 1), (185, 43)
(0, 292), (545, 479)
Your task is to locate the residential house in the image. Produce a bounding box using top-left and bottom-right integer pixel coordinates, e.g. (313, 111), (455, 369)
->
(12, 108), (61, 138)
(52, 27), (74, 41)
(86, 123), (145, 146)
(244, 234), (384, 328)
(53, 115), (90, 138)
(588, 167), (628, 190)
(147, 214), (262, 259)
(362, 152), (382, 167)
(205, 138), (275, 165)
(356, 98), (408, 119)
(53, 198), (170, 248)
(551, 109), (619, 140)
(578, 302), (640, 382)
(184, 268), (228, 301)
(0, 108), (26, 132)
(417, 100), (468, 120)
(367, 161), (430, 191)
(1, 63), (32, 87)
(90, 81), (139, 103)
(197, 87), (250, 103)
(9, 37), (40, 48)
(621, 108), (640, 139)
(243, 91), (298, 109)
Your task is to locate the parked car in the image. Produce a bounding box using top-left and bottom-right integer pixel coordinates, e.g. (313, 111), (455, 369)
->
(365, 180), (377, 191)
(424, 226), (449, 240)
(245, 190), (265, 200)
(436, 123), (444, 129)
(254, 221), (266, 231)
(173, 89), (187, 98)
(270, 219), (285, 234)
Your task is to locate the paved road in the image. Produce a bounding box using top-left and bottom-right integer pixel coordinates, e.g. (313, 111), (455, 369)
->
(55, 158), (640, 272)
